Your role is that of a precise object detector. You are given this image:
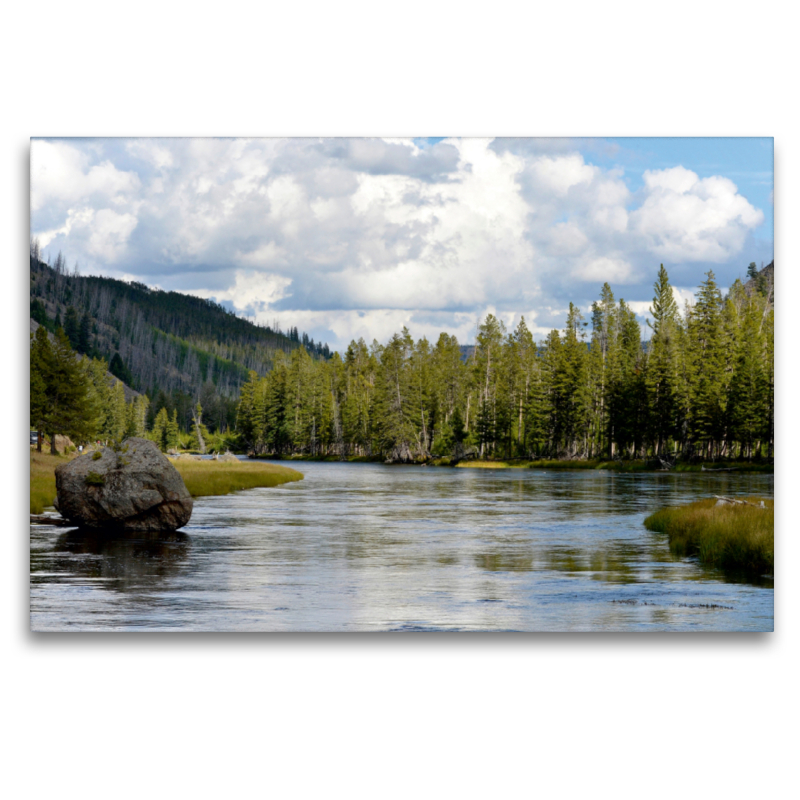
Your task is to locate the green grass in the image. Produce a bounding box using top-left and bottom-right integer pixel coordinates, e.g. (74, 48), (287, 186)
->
(453, 459), (653, 471)
(31, 449), (303, 513)
(644, 497), (774, 576)
(30, 450), (78, 513)
(173, 459), (303, 497)
(455, 460), (512, 469)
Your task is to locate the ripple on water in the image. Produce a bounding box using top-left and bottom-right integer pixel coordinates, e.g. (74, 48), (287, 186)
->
(30, 462), (773, 631)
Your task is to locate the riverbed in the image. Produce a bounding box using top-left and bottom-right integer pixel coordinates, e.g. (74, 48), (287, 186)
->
(30, 462), (774, 631)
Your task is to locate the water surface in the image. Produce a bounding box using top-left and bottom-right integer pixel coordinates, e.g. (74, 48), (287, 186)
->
(30, 463), (774, 631)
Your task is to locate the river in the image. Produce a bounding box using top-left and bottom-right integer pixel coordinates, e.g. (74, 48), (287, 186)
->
(30, 462), (774, 632)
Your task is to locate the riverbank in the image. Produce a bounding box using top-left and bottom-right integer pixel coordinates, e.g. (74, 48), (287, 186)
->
(173, 459), (303, 497)
(30, 450), (303, 513)
(249, 453), (772, 473)
(644, 497), (774, 576)
(453, 458), (773, 473)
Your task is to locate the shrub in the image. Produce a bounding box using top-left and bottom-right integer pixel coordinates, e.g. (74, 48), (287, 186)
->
(85, 471), (106, 486)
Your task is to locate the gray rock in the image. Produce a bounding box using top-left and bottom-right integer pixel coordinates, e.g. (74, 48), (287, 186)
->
(55, 437), (193, 532)
(218, 452), (239, 462)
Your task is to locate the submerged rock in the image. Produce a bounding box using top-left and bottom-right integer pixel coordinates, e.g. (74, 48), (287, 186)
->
(54, 437), (193, 532)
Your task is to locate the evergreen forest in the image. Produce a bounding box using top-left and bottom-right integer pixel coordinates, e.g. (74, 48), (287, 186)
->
(237, 263), (774, 463)
(30, 242), (774, 464)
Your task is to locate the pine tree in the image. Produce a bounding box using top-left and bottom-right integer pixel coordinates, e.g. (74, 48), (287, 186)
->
(42, 329), (99, 452)
(64, 306), (80, 350)
(30, 326), (53, 451)
(686, 271), (726, 458)
(645, 265), (681, 457)
(78, 311), (91, 355)
(167, 409), (181, 451)
(150, 407), (170, 451)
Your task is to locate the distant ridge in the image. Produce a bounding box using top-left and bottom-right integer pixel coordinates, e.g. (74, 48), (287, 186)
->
(30, 255), (331, 399)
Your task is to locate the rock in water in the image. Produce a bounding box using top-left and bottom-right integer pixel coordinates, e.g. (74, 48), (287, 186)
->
(55, 437), (193, 532)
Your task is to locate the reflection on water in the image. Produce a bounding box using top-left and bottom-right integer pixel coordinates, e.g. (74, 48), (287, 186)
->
(30, 463), (774, 632)
(52, 530), (191, 590)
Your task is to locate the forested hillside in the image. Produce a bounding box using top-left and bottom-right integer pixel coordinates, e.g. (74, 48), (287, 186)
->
(30, 244), (331, 434)
(237, 263), (774, 463)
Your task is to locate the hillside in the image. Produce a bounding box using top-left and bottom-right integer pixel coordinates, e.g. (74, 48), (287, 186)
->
(745, 260), (774, 296)
(29, 255), (330, 400)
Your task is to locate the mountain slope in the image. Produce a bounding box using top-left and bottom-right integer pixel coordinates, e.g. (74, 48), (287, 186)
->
(30, 256), (329, 399)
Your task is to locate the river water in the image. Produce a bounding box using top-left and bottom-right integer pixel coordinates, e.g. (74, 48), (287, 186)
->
(30, 462), (774, 632)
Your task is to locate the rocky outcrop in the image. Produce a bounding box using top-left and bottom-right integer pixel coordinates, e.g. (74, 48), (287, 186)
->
(218, 452), (239, 462)
(52, 434), (75, 454)
(54, 437), (193, 532)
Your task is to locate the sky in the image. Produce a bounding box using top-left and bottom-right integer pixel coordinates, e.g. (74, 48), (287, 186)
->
(30, 136), (773, 353)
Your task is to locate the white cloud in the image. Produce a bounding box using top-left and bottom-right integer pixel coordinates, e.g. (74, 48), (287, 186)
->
(573, 256), (634, 284)
(30, 138), (770, 351)
(190, 270), (292, 313)
(632, 167), (763, 262)
(31, 140), (140, 211)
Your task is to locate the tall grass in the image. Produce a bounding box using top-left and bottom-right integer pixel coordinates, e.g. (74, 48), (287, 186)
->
(30, 450), (77, 513)
(173, 459), (303, 497)
(644, 497), (774, 575)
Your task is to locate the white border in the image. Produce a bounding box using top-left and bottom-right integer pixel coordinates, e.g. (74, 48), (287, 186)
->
(4, 3), (796, 798)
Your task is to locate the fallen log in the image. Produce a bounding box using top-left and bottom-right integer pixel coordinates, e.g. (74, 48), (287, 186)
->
(30, 514), (73, 526)
(713, 496), (766, 509)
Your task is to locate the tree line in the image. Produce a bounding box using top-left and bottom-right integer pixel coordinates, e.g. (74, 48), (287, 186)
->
(236, 264), (774, 463)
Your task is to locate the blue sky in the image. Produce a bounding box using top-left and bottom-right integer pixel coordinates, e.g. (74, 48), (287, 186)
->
(31, 137), (773, 351)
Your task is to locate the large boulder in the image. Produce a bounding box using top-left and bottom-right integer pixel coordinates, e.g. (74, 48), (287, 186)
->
(53, 434), (75, 454)
(54, 437), (193, 532)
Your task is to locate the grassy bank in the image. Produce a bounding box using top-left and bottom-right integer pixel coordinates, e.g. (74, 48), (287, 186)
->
(644, 497), (774, 576)
(173, 459), (303, 497)
(452, 458), (772, 473)
(30, 450), (77, 513)
(31, 450), (303, 513)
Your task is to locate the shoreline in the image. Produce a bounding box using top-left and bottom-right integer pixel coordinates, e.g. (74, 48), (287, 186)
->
(246, 453), (773, 474)
(30, 450), (303, 516)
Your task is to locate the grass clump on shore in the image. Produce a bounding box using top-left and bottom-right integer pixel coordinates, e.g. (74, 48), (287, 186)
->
(173, 459), (303, 497)
(455, 460), (512, 469)
(644, 497), (773, 576)
(30, 450), (77, 513)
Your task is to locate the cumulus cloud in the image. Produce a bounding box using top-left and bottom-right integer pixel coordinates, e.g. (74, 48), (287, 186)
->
(30, 137), (770, 351)
(631, 167), (764, 262)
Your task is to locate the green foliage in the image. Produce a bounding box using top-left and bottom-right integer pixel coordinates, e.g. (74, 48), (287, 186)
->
(109, 352), (134, 387)
(230, 262), (773, 464)
(30, 298), (48, 327)
(30, 325), (100, 453)
(92, 450), (102, 461)
(84, 471), (106, 486)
